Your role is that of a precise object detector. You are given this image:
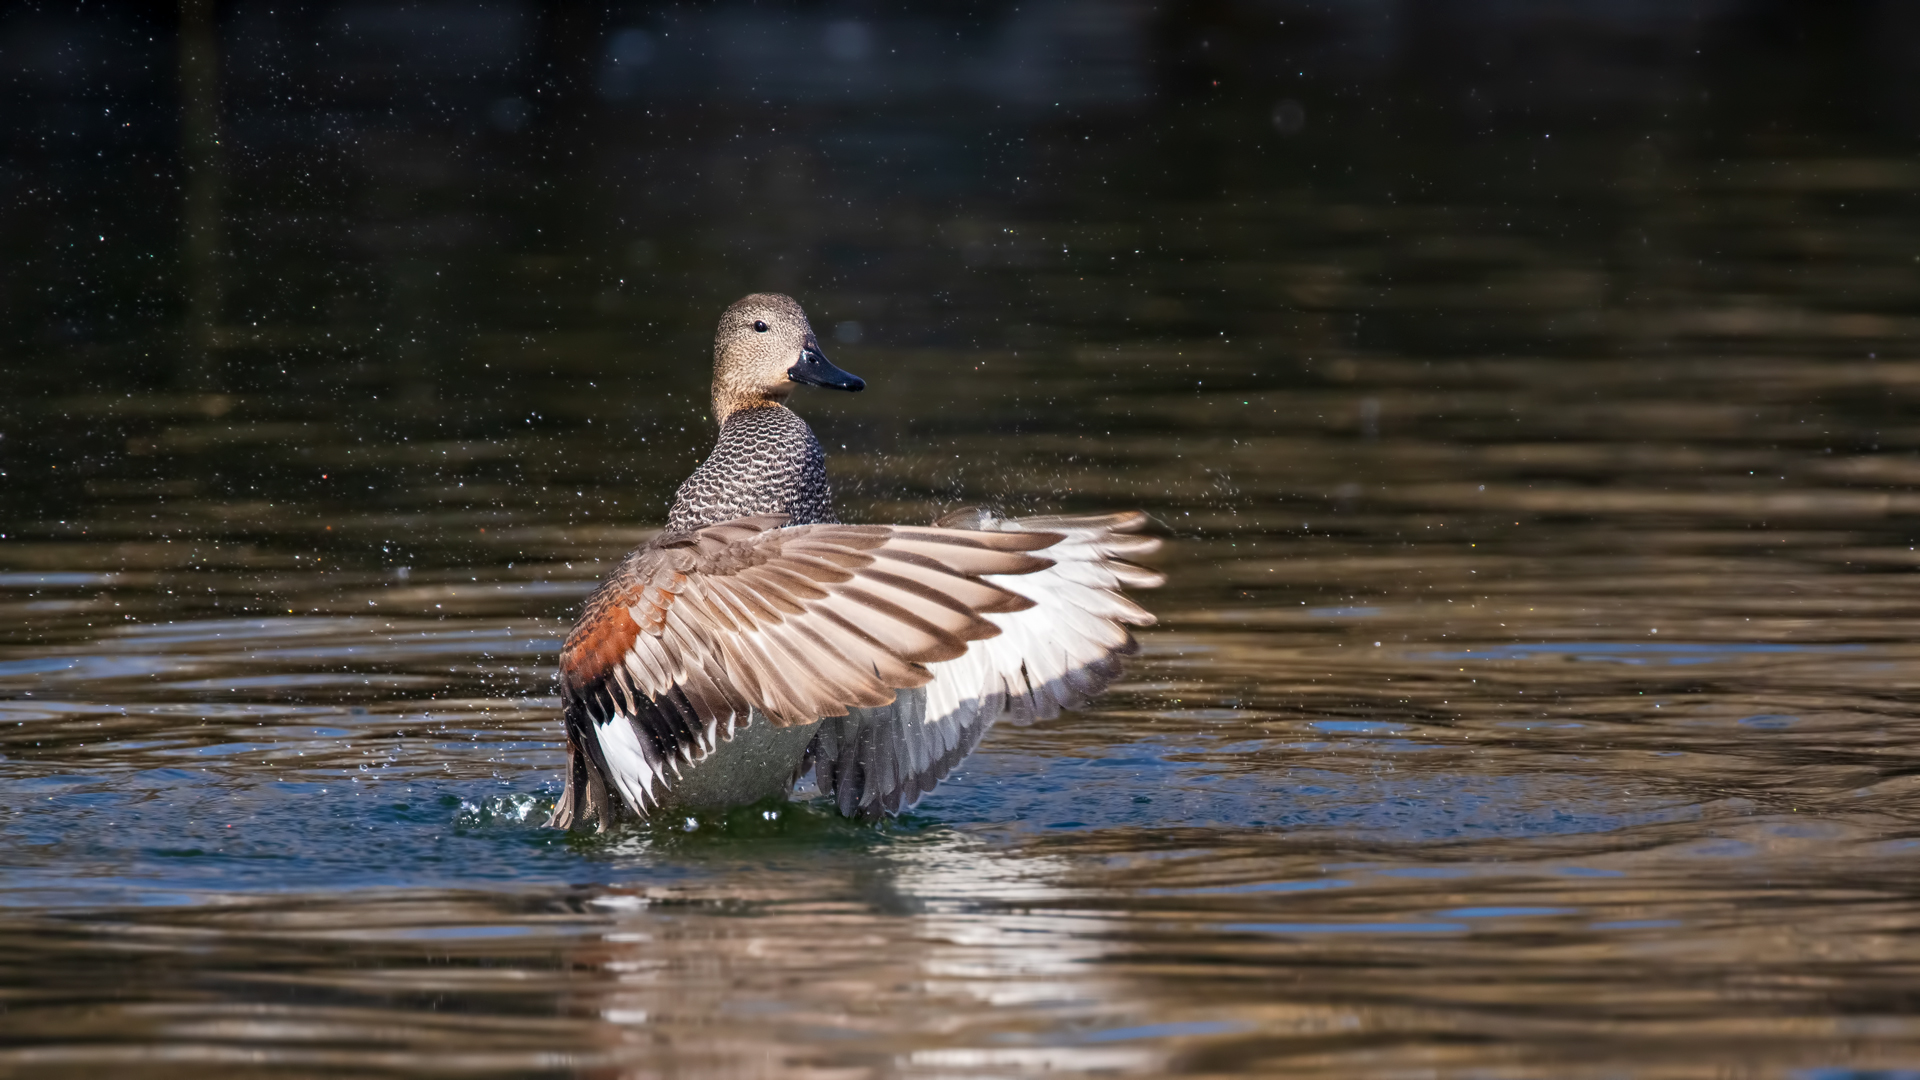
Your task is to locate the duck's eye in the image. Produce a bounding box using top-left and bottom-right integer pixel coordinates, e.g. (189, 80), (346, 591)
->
(752, 320), (769, 333)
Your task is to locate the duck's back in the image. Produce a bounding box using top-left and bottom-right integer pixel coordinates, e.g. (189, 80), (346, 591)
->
(666, 406), (835, 531)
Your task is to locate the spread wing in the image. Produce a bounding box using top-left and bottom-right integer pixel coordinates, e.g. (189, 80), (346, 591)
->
(807, 509), (1164, 817)
(548, 514), (1061, 828)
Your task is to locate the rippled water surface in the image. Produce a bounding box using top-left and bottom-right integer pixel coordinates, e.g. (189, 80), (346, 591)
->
(7, 11), (1920, 1075)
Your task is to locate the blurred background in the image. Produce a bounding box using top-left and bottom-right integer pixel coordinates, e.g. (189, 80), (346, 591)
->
(7, 3), (1920, 1076)
(4, 0), (1918, 521)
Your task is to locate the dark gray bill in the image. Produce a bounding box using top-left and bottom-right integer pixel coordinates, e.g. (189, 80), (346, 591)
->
(787, 338), (864, 391)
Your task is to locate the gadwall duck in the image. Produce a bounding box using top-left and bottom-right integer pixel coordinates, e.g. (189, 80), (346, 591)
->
(548, 293), (1163, 829)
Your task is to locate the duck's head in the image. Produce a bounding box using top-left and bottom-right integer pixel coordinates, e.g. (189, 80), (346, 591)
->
(710, 293), (863, 422)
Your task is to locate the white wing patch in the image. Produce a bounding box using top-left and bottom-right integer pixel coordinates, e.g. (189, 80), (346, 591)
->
(926, 514), (1160, 729)
(595, 713), (665, 813)
(814, 511), (1162, 816)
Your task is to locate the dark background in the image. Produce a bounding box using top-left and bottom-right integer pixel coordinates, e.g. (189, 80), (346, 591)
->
(4, 0), (1915, 366)
(2, 0), (1917, 534)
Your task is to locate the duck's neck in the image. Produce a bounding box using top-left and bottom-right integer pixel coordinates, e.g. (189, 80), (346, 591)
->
(712, 383), (790, 425)
(665, 405), (837, 533)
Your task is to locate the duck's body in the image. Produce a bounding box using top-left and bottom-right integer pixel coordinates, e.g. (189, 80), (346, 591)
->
(549, 294), (1161, 829)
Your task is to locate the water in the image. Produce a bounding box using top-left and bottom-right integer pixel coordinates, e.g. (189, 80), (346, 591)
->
(6, 5), (1920, 1075)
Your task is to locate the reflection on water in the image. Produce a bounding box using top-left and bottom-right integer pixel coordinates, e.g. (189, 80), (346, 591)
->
(6, 2), (1920, 1076)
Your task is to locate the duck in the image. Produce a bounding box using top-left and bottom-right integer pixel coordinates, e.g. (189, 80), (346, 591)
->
(547, 293), (1163, 830)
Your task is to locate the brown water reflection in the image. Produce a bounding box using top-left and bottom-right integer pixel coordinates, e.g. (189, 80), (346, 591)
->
(10, 310), (1920, 1073)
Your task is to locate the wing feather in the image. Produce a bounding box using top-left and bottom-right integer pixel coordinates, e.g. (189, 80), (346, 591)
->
(808, 509), (1163, 818)
(551, 511), (1161, 829)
